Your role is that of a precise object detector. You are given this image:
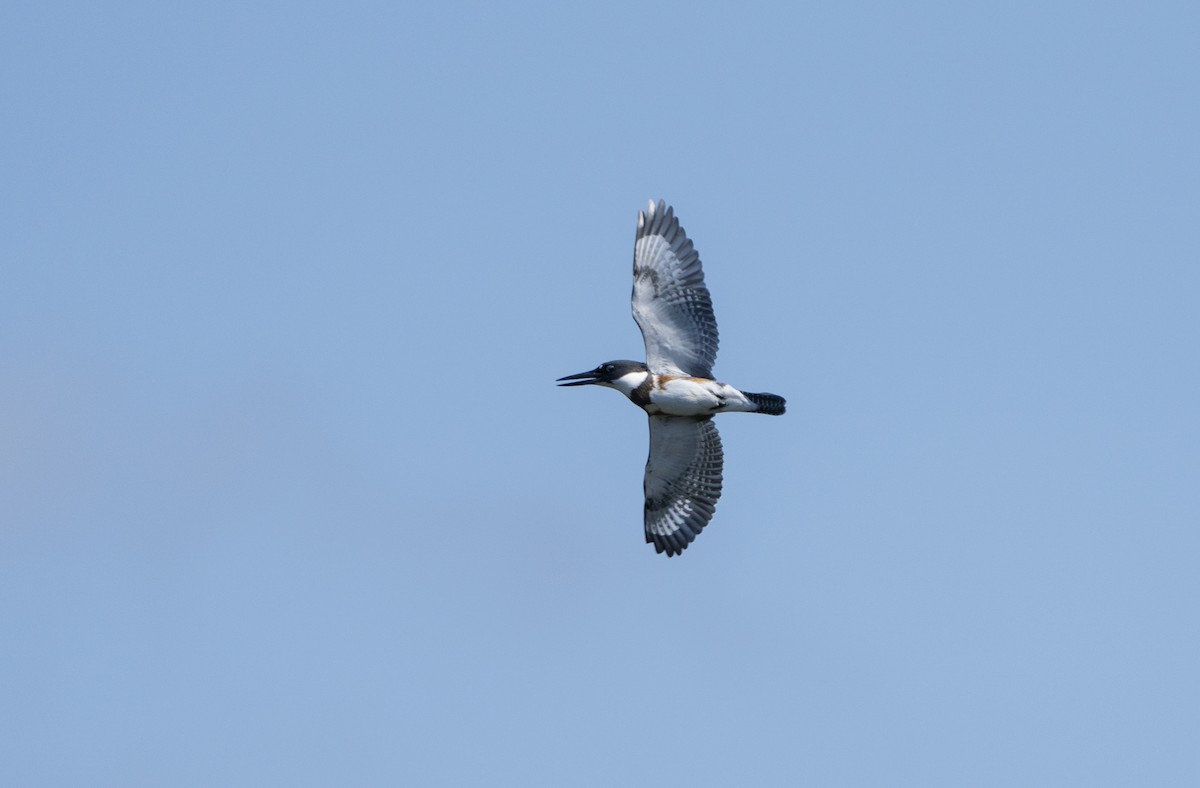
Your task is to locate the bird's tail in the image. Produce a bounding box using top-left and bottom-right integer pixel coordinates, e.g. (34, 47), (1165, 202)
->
(744, 392), (786, 416)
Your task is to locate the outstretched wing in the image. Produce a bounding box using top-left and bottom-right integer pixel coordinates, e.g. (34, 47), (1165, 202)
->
(632, 200), (719, 378)
(643, 415), (724, 557)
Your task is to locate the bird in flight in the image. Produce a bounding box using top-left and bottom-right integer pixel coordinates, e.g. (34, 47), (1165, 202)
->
(558, 200), (786, 556)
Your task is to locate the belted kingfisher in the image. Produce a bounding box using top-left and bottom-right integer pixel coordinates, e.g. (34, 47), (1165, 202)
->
(558, 200), (786, 557)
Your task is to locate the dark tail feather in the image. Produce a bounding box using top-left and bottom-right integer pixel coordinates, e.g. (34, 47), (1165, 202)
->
(745, 392), (786, 415)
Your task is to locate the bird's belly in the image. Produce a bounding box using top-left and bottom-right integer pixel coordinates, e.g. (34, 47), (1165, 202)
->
(648, 378), (729, 416)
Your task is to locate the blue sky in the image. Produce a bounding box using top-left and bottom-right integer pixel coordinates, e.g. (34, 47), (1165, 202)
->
(3, 1), (1198, 785)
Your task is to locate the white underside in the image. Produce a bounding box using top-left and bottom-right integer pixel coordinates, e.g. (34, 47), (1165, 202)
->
(649, 377), (753, 416)
(606, 370), (754, 416)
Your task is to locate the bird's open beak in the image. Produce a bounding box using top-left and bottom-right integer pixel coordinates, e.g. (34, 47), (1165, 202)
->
(557, 369), (601, 387)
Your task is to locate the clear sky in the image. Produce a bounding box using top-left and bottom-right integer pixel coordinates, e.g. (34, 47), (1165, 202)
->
(3, 2), (1198, 785)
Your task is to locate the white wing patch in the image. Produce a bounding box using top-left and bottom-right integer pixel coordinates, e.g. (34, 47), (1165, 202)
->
(632, 200), (719, 378)
(643, 415), (724, 556)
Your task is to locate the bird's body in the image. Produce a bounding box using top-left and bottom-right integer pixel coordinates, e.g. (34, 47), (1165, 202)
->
(558, 200), (786, 556)
(602, 367), (764, 417)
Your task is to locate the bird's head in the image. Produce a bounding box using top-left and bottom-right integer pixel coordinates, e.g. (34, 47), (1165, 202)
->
(557, 360), (649, 391)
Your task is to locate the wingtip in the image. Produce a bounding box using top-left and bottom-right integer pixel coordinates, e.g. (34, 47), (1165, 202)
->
(646, 533), (688, 557)
(644, 198), (671, 217)
(638, 199), (678, 236)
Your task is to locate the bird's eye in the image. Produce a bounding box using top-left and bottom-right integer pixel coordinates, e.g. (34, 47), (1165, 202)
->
(604, 365), (614, 372)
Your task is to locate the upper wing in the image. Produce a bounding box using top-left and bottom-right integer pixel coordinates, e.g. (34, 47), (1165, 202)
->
(643, 415), (724, 557)
(632, 200), (719, 378)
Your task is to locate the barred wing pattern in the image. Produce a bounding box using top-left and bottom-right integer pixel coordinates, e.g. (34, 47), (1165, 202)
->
(632, 200), (720, 378)
(643, 415), (724, 556)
